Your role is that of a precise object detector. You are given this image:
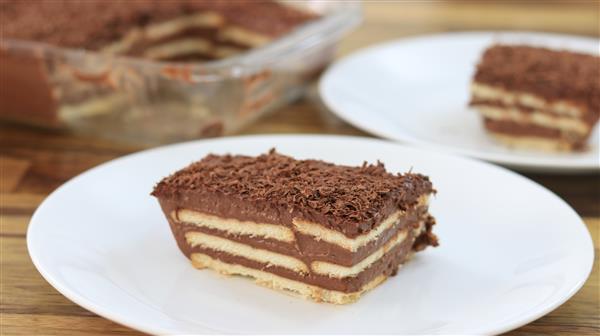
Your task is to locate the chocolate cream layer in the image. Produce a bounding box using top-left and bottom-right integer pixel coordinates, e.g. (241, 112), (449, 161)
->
(159, 199), (434, 267)
(471, 100), (594, 141)
(181, 218), (432, 293)
(484, 118), (564, 138)
(483, 118), (588, 149)
(483, 116), (592, 139)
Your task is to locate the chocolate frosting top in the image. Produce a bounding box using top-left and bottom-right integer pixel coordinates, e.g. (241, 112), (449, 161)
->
(0, 0), (316, 50)
(474, 45), (600, 117)
(152, 150), (434, 237)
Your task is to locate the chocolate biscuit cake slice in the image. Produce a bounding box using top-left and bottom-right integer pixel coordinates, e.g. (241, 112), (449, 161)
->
(470, 45), (599, 151)
(152, 150), (438, 304)
(1, 0), (317, 61)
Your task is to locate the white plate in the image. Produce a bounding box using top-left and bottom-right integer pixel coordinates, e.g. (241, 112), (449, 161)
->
(320, 32), (600, 173)
(27, 135), (593, 335)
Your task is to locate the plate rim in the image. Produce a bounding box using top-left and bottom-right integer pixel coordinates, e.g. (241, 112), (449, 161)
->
(319, 31), (600, 173)
(26, 134), (595, 334)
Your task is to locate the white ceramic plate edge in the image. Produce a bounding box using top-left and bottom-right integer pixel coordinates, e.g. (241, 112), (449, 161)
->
(26, 134), (595, 335)
(25, 159), (213, 335)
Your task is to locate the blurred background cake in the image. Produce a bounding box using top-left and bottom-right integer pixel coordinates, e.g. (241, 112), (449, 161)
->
(0, 0), (359, 144)
(470, 45), (599, 152)
(1, 0), (317, 62)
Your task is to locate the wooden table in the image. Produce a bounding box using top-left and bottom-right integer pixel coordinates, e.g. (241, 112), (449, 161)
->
(1, 2), (598, 335)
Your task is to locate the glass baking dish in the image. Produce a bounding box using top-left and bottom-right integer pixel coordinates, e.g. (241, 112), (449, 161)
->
(0, 1), (361, 145)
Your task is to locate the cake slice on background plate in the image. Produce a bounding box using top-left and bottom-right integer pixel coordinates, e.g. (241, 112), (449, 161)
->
(470, 45), (599, 151)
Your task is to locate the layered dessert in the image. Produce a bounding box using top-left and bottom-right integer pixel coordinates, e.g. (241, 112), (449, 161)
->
(1, 0), (317, 61)
(152, 150), (438, 304)
(0, 0), (319, 139)
(470, 45), (600, 151)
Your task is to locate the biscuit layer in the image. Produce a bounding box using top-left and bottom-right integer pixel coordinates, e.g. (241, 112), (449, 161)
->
(191, 253), (389, 304)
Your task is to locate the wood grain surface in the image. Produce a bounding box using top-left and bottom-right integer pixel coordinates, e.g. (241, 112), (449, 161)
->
(1, 1), (599, 335)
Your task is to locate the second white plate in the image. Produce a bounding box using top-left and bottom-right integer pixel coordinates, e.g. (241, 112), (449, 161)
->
(320, 31), (600, 173)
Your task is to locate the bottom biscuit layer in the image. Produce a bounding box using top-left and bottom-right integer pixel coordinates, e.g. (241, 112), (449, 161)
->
(190, 253), (393, 304)
(489, 133), (581, 151)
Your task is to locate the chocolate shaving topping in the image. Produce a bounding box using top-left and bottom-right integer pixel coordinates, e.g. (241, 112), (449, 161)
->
(0, 0), (317, 50)
(474, 45), (600, 119)
(152, 150), (434, 237)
